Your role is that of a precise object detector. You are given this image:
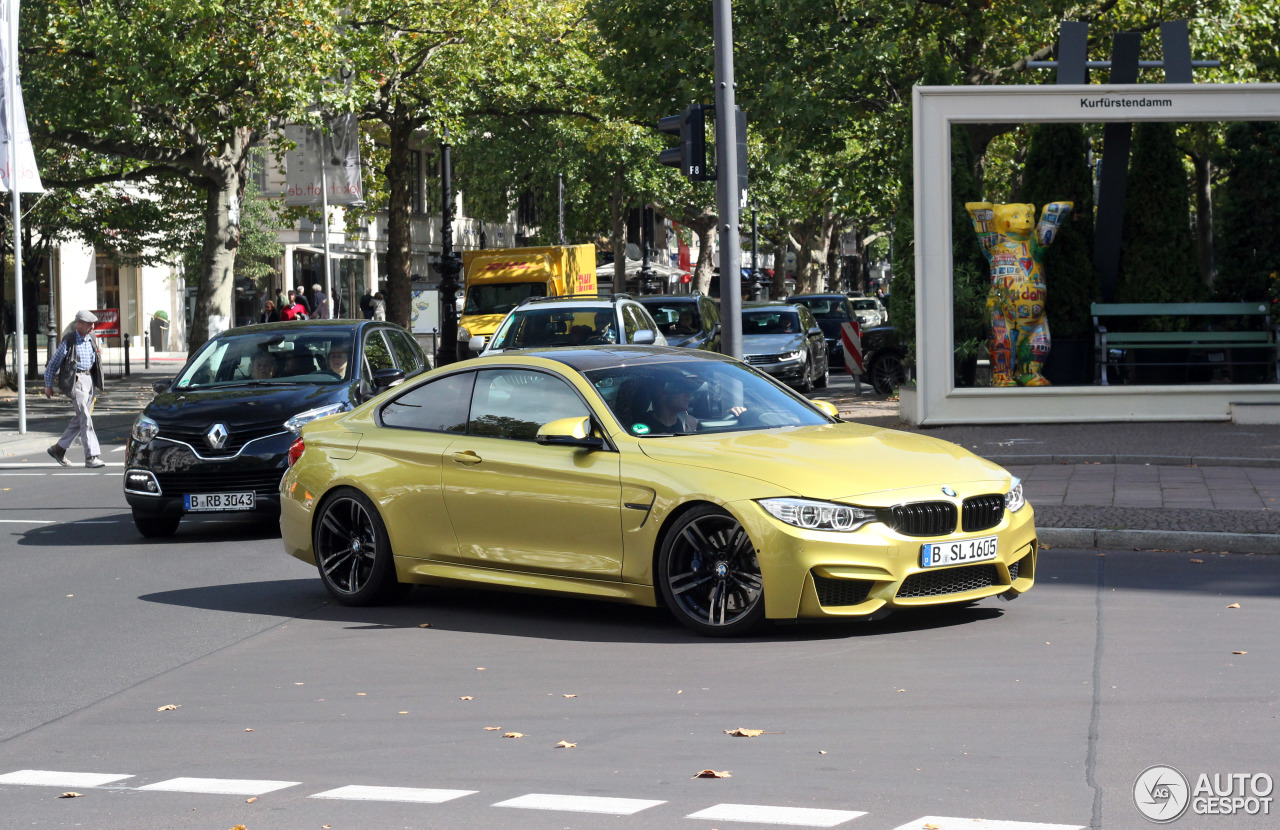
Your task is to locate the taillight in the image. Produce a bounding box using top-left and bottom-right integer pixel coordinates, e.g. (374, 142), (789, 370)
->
(287, 437), (305, 467)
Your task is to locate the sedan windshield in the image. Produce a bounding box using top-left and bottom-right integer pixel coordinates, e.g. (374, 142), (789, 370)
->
(464, 282), (546, 316)
(174, 331), (354, 389)
(489, 307), (617, 349)
(743, 310), (802, 335)
(583, 360), (830, 437)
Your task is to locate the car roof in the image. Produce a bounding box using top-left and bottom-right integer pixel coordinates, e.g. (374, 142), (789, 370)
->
(743, 301), (802, 311)
(213, 319), (385, 339)
(789, 293), (848, 301)
(636, 294), (702, 301)
(472, 345), (736, 373)
(514, 294), (636, 310)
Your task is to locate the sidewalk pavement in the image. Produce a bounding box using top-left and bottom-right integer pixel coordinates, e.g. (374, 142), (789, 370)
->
(1, 362), (1277, 555)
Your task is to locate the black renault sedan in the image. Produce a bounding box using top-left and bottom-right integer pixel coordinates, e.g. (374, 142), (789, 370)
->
(124, 320), (428, 537)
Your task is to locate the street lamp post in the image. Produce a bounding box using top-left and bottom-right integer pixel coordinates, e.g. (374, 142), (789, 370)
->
(436, 136), (461, 366)
(713, 0), (742, 359)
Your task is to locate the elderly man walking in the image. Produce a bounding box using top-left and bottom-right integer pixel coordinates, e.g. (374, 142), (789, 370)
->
(43, 310), (106, 468)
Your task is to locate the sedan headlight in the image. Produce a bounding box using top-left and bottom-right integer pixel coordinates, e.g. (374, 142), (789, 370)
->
(131, 414), (159, 445)
(1005, 476), (1026, 512)
(285, 402), (350, 434)
(759, 497), (877, 532)
(777, 351), (803, 362)
(457, 325), (472, 342)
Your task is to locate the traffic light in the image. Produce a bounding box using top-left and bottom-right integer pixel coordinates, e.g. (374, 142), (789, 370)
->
(658, 106), (710, 181)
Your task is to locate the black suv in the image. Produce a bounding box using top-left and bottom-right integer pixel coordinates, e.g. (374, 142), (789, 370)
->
(124, 320), (428, 537)
(635, 294), (721, 351)
(788, 293), (858, 364)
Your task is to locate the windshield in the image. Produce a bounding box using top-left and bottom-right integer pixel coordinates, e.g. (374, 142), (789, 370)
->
(489, 307), (617, 350)
(583, 360), (830, 437)
(742, 310), (802, 335)
(795, 299), (850, 321)
(464, 282), (547, 316)
(852, 299), (879, 311)
(638, 300), (699, 337)
(174, 330), (354, 389)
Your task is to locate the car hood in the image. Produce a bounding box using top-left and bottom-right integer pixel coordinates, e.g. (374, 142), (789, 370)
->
(741, 333), (806, 355)
(145, 383), (351, 427)
(636, 423), (1009, 501)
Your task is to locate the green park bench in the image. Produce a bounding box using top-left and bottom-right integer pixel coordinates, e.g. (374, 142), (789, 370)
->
(1091, 302), (1277, 385)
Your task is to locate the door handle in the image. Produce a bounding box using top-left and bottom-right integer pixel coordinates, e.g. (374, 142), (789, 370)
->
(452, 450), (482, 466)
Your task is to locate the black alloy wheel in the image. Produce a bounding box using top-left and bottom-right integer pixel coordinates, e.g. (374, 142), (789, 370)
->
(313, 489), (408, 606)
(132, 510), (181, 538)
(870, 352), (907, 395)
(796, 355), (814, 393)
(814, 357), (830, 389)
(658, 506), (765, 636)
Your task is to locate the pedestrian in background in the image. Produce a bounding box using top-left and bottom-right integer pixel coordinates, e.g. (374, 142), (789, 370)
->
(259, 300), (280, 324)
(43, 309), (106, 469)
(294, 285), (311, 316)
(280, 290), (307, 321)
(359, 289), (374, 319)
(311, 283), (329, 319)
(372, 291), (386, 321)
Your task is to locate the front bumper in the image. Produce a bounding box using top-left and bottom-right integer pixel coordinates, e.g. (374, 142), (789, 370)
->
(745, 356), (807, 383)
(736, 495), (1038, 620)
(124, 434), (291, 517)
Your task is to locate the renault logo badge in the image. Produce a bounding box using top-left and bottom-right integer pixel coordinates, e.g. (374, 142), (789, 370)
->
(206, 423), (229, 450)
(941, 486), (956, 497)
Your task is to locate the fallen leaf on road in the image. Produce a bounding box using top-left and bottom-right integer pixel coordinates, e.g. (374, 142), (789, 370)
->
(460, 696), (474, 701)
(503, 732), (525, 738)
(156, 704), (179, 711)
(484, 726), (501, 731)
(692, 769), (731, 779)
(1233, 651), (1247, 655)
(1190, 559), (1204, 564)
(1039, 543), (1052, 550)
(476, 667), (486, 671)
(563, 694), (577, 698)
(556, 740), (576, 748)
(723, 728), (768, 737)
(58, 792), (82, 798)
(1227, 603), (1241, 609)
(244, 728), (254, 732)
(246, 797), (257, 803)
(819, 750), (827, 755)
(896, 689), (906, 693)
(398, 711), (409, 715)
(924, 824), (941, 829)
(357, 692), (366, 696)
(419, 623), (432, 628)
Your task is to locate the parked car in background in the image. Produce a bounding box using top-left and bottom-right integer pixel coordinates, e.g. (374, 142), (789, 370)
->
(740, 302), (829, 392)
(851, 296), (888, 328)
(788, 293), (857, 364)
(474, 294), (667, 355)
(636, 294), (721, 351)
(124, 320), (429, 538)
(862, 323), (908, 395)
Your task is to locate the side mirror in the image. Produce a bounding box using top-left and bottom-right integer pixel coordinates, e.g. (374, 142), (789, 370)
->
(709, 322), (721, 338)
(812, 399), (840, 419)
(469, 336), (486, 353)
(152, 379), (171, 393)
(632, 329), (657, 345)
(535, 416), (605, 450)
(372, 367), (405, 389)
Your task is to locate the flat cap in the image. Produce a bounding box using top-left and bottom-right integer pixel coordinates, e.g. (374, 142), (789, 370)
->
(75, 309), (98, 323)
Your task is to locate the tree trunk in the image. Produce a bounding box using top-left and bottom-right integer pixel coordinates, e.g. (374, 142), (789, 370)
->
(611, 170), (627, 289)
(1190, 151), (1215, 289)
(691, 221), (716, 295)
(772, 229), (789, 300)
(385, 114), (414, 328)
(189, 174), (241, 354)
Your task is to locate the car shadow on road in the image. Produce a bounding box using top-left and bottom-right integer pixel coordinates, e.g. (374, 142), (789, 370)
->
(16, 512), (282, 546)
(137, 577), (1006, 644)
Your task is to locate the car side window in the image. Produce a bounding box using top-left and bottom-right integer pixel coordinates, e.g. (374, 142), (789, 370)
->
(622, 304), (646, 341)
(363, 330), (395, 376)
(381, 371), (474, 432)
(386, 328), (424, 374)
(800, 307), (817, 332)
(469, 368), (590, 441)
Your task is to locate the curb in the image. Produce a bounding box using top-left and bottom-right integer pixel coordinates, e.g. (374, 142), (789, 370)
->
(1039, 527), (1280, 554)
(986, 453), (1280, 469)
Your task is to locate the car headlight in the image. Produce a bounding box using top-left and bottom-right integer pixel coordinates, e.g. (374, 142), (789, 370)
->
(778, 351), (803, 361)
(759, 497), (878, 532)
(284, 402), (350, 434)
(457, 325), (472, 341)
(1005, 476), (1026, 512)
(131, 414), (159, 444)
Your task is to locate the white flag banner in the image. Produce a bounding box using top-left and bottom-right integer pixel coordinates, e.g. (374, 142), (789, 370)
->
(0, 0), (42, 194)
(284, 114), (363, 206)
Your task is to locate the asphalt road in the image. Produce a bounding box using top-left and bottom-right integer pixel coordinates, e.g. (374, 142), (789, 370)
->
(1, 460), (1278, 830)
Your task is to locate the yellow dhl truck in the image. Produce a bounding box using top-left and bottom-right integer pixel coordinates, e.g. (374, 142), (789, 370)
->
(456, 244), (597, 360)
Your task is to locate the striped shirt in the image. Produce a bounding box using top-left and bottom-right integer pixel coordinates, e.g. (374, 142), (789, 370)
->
(43, 331), (98, 389)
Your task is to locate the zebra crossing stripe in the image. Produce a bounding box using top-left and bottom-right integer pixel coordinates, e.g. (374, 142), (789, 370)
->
(688, 803), (867, 826)
(310, 785), (476, 803)
(0, 770), (133, 787)
(135, 777), (300, 796)
(891, 818), (1086, 830)
(493, 793), (666, 815)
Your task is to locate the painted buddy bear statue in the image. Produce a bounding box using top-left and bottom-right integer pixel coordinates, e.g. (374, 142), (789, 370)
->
(965, 201), (1073, 386)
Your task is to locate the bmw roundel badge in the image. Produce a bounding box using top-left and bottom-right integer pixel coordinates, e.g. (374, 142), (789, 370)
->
(941, 486), (956, 497)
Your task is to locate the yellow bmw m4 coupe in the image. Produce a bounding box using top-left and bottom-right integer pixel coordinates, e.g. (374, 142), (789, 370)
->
(280, 346), (1036, 636)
